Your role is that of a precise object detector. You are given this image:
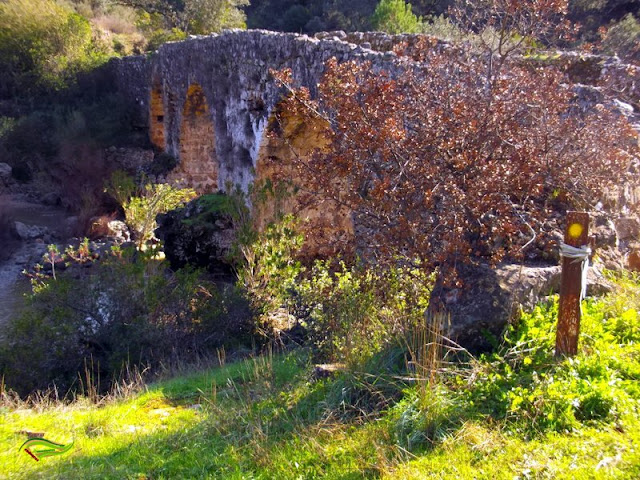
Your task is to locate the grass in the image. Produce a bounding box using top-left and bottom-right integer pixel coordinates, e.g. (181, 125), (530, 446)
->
(2, 276), (640, 478)
(1, 352), (638, 478)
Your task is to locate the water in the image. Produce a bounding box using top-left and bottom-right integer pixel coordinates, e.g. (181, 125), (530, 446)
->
(0, 195), (70, 331)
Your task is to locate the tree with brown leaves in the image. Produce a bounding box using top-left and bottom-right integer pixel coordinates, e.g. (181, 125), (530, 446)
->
(271, 0), (637, 288)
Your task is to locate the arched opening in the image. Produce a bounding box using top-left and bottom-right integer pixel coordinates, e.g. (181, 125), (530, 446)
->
(173, 83), (218, 193)
(149, 83), (165, 149)
(254, 105), (354, 259)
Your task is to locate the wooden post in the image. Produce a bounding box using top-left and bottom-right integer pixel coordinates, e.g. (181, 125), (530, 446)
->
(555, 211), (589, 358)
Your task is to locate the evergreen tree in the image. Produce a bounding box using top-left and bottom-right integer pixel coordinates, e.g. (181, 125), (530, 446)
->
(371, 0), (422, 33)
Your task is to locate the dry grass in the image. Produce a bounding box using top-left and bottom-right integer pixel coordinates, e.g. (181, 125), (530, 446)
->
(92, 7), (138, 35)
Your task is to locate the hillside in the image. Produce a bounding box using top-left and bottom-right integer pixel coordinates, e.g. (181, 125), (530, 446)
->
(2, 282), (640, 478)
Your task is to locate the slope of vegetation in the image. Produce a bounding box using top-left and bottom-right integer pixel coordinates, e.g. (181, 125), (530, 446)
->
(2, 276), (639, 478)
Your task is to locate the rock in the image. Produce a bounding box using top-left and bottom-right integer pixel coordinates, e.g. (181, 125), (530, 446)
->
(0, 163), (12, 184)
(628, 249), (640, 271)
(311, 364), (346, 381)
(156, 193), (237, 274)
(586, 264), (615, 296)
(14, 221), (46, 240)
(592, 214), (618, 249)
(430, 263), (562, 352)
(65, 216), (79, 236)
(432, 257), (619, 352)
(40, 192), (60, 206)
(104, 147), (154, 172)
(615, 218), (640, 242)
(106, 220), (130, 243)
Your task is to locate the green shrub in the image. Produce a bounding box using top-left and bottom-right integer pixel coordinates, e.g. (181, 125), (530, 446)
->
(105, 171), (197, 247)
(601, 14), (640, 63)
(297, 261), (433, 367)
(0, 0), (108, 96)
(459, 291), (640, 433)
(237, 214), (304, 316)
(0, 245), (253, 397)
(371, 0), (423, 33)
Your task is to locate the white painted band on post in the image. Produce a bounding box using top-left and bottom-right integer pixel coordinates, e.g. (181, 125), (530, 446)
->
(559, 243), (591, 302)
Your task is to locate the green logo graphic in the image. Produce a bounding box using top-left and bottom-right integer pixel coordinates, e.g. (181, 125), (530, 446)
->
(19, 437), (74, 461)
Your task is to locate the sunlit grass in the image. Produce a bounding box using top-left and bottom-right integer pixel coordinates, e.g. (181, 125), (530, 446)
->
(2, 276), (640, 478)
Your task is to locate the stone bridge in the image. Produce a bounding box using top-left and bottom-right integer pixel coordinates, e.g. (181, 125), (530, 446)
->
(109, 29), (638, 196)
(104, 30), (640, 349)
(110, 30), (408, 195)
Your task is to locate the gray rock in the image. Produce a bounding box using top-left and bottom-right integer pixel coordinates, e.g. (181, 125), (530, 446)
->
(615, 217), (640, 242)
(41, 192), (60, 206)
(429, 263), (561, 352)
(14, 221), (46, 240)
(0, 163), (12, 183)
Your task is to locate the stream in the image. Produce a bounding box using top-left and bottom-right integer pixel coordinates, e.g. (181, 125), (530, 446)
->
(0, 194), (71, 331)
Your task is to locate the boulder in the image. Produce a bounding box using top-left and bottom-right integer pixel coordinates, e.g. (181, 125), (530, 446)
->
(0, 163), (12, 184)
(40, 192), (60, 206)
(430, 259), (613, 353)
(106, 220), (130, 243)
(615, 217), (640, 242)
(14, 221), (47, 240)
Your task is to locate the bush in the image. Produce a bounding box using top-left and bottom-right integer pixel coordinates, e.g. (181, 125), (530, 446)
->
(601, 14), (640, 64)
(371, 0), (423, 33)
(296, 260), (433, 367)
(0, 0), (108, 96)
(0, 245), (254, 397)
(105, 171), (197, 247)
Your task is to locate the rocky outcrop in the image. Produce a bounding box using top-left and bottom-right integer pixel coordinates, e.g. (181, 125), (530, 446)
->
(433, 261), (615, 352)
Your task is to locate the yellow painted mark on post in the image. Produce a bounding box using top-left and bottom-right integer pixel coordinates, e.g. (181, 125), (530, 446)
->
(568, 223), (583, 239)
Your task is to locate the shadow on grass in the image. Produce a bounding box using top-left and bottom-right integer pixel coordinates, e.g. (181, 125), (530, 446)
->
(14, 350), (480, 479)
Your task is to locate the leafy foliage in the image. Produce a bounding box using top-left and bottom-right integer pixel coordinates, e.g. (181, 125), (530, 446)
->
(0, 0), (108, 96)
(118, 0), (249, 34)
(600, 13), (640, 63)
(106, 171), (196, 246)
(0, 246), (253, 396)
(237, 214), (304, 316)
(296, 261), (433, 367)
(371, 0), (423, 33)
(461, 290), (640, 433)
(273, 0), (637, 286)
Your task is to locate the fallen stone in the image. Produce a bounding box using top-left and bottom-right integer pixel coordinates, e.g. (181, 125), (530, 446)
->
(106, 220), (131, 243)
(615, 217), (640, 242)
(0, 163), (12, 184)
(14, 221), (46, 240)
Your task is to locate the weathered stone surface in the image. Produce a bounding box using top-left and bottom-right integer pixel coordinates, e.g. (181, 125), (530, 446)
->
(431, 260), (613, 352)
(40, 192), (61, 206)
(105, 146), (154, 172)
(14, 221), (47, 240)
(628, 249), (640, 272)
(106, 220), (131, 243)
(615, 217), (640, 242)
(0, 163), (12, 184)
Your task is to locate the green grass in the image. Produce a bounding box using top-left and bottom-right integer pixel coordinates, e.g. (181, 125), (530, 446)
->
(2, 276), (640, 478)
